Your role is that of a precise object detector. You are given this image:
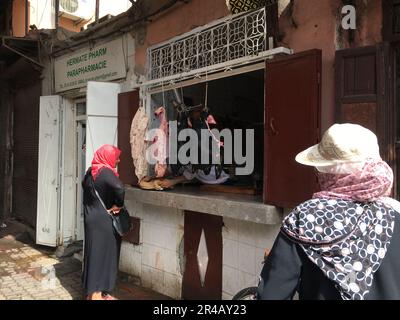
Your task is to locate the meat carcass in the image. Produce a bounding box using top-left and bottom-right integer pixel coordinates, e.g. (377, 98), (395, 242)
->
(153, 106), (169, 178)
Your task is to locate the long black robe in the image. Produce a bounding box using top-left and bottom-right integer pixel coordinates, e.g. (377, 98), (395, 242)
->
(258, 213), (400, 300)
(82, 167), (124, 296)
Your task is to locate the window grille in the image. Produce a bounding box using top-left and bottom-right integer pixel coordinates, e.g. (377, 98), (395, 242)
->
(148, 7), (267, 81)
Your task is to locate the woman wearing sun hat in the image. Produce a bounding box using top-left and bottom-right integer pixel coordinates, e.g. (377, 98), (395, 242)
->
(257, 123), (400, 300)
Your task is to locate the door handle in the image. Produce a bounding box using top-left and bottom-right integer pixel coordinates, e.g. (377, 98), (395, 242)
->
(270, 117), (279, 135)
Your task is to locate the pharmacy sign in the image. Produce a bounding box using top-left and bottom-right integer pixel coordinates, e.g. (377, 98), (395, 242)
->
(55, 38), (126, 92)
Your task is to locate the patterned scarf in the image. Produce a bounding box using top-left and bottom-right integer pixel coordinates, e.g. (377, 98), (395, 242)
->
(282, 199), (397, 300)
(281, 160), (397, 300)
(314, 159), (393, 202)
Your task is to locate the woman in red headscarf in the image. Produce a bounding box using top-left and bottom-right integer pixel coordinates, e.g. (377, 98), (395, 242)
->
(81, 144), (124, 300)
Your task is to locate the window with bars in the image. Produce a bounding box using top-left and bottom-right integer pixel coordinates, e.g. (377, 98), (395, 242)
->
(147, 7), (268, 81)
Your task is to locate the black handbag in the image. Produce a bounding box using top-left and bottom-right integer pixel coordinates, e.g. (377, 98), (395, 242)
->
(92, 183), (132, 237)
(110, 207), (132, 237)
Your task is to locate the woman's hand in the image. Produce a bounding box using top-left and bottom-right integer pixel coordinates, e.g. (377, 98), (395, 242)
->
(108, 205), (122, 215)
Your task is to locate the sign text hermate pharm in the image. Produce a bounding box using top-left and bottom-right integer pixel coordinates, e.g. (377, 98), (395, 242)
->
(54, 38), (126, 93)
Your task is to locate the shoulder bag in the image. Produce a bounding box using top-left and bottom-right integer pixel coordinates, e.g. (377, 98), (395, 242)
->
(93, 185), (132, 237)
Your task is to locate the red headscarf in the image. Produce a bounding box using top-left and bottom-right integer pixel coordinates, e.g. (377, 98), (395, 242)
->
(91, 144), (121, 181)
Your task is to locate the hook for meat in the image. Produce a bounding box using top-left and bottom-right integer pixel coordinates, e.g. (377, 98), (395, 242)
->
(204, 69), (209, 112)
(161, 80), (166, 108)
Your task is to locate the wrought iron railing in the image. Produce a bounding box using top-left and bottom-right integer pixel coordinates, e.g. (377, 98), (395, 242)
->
(148, 7), (268, 81)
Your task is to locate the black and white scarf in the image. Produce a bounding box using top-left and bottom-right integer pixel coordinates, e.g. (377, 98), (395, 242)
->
(281, 198), (398, 300)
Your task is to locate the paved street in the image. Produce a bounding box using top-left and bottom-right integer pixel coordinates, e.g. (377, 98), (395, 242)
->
(0, 219), (171, 300)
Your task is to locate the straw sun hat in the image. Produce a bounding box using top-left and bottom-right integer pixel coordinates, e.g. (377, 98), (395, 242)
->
(295, 123), (381, 167)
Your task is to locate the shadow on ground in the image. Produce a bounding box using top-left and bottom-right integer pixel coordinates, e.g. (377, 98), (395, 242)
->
(0, 219), (172, 300)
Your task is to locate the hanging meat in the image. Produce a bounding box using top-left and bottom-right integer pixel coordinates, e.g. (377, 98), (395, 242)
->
(130, 106), (149, 182)
(153, 106), (169, 178)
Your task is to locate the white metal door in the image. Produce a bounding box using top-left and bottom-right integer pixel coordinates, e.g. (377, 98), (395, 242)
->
(36, 96), (61, 247)
(85, 81), (121, 171)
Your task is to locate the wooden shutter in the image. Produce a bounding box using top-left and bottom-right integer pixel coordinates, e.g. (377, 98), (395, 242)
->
(335, 44), (395, 193)
(118, 90), (139, 186)
(383, 0), (400, 42)
(264, 49), (321, 208)
(335, 46), (380, 133)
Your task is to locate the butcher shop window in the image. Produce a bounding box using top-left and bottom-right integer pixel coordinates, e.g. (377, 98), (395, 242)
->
(145, 69), (264, 196)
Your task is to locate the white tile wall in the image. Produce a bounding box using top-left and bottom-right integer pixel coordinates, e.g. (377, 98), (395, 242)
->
(222, 218), (239, 241)
(222, 292), (233, 300)
(223, 239), (239, 269)
(150, 267), (165, 294)
(221, 218), (281, 300)
(118, 203), (184, 299)
(238, 242), (256, 275)
(222, 265), (240, 296)
(237, 221), (258, 245)
(141, 243), (180, 275)
(163, 248), (179, 275)
(164, 272), (182, 300)
(121, 201), (281, 300)
(142, 243), (160, 270)
(141, 264), (152, 288)
(255, 247), (266, 275)
(142, 204), (183, 228)
(125, 200), (144, 219)
(254, 224), (281, 249)
(238, 271), (258, 293)
(119, 242), (142, 277)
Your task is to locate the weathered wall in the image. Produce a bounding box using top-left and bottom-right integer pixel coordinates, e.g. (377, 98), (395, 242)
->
(12, 0), (26, 37)
(279, 0), (382, 132)
(342, 0), (382, 48)
(59, 16), (87, 33)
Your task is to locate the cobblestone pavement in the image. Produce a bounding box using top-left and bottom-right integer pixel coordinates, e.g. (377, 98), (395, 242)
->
(0, 219), (171, 300)
(0, 220), (84, 300)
